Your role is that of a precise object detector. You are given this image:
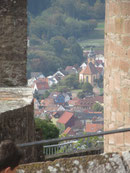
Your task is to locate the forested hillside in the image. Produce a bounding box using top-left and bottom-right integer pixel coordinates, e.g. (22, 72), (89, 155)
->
(27, 0), (105, 77)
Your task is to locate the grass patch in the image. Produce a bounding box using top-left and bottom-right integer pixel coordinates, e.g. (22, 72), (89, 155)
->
(79, 38), (104, 50)
(72, 89), (82, 93)
(87, 30), (104, 39)
(78, 21), (105, 51)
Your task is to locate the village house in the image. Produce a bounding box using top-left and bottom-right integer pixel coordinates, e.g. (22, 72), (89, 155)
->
(57, 112), (75, 133)
(79, 48), (104, 86)
(53, 70), (65, 81)
(31, 72), (45, 79)
(80, 62), (87, 70)
(62, 127), (76, 136)
(51, 111), (64, 125)
(75, 111), (103, 129)
(34, 78), (49, 94)
(74, 96), (103, 110)
(54, 94), (65, 105)
(79, 62), (99, 86)
(85, 123), (103, 133)
(71, 119), (84, 135)
(47, 76), (58, 87)
(65, 66), (78, 74)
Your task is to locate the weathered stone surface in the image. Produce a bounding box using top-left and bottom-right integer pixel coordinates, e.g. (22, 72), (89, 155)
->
(104, 0), (130, 152)
(0, 87), (35, 163)
(0, 0), (27, 86)
(17, 152), (130, 173)
(0, 87), (33, 113)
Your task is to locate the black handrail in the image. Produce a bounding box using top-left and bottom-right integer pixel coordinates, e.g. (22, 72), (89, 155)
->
(17, 128), (130, 147)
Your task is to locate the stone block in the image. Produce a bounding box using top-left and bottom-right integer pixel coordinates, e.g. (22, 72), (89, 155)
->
(112, 94), (120, 110)
(124, 115), (130, 127)
(124, 132), (130, 146)
(124, 19), (130, 34)
(119, 60), (129, 73)
(114, 17), (124, 34)
(0, 0), (27, 86)
(121, 36), (130, 48)
(109, 1), (120, 17)
(115, 133), (124, 147)
(109, 134), (115, 145)
(121, 2), (130, 16)
(120, 99), (129, 114)
(18, 153), (127, 173)
(116, 112), (124, 126)
(0, 87), (35, 163)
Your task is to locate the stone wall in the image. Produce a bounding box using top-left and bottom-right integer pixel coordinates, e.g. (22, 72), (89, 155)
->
(0, 0), (36, 162)
(104, 0), (130, 152)
(17, 151), (130, 173)
(0, 0), (27, 86)
(0, 88), (36, 163)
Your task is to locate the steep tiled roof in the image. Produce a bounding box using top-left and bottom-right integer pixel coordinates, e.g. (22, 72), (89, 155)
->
(96, 67), (103, 73)
(68, 97), (80, 105)
(76, 96), (103, 107)
(63, 127), (71, 134)
(63, 127), (76, 136)
(85, 123), (103, 133)
(80, 62), (98, 75)
(42, 98), (54, 107)
(57, 112), (74, 124)
(94, 96), (103, 103)
(65, 66), (74, 71)
(35, 78), (49, 90)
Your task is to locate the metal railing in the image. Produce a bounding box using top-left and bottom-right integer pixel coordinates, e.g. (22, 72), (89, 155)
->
(17, 128), (130, 159)
(43, 141), (75, 156)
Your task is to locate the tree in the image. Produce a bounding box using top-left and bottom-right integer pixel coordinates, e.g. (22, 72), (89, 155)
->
(94, 76), (103, 88)
(50, 36), (67, 55)
(43, 90), (50, 99)
(28, 0), (52, 16)
(92, 103), (103, 112)
(59, 74), (80, 89)
(82, 82), (93, 93)
(77, 91), (85, 99)
(35, 118), (60, 140)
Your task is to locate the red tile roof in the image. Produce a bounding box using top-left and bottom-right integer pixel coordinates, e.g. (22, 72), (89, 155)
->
(63, 127), (71, 134)
(68, 98), (80, 105)
(35, 78), (49, 90)
(76, 96), (103, 107)
(57, 112), (74, 124)
(80, 62), (98, 75)
(42, 98), (54, 107)
(85, 123), (103, 133)
(96, 67), (103, 73)
(65, 66), (74, 71)
(94, 96), (103, 103)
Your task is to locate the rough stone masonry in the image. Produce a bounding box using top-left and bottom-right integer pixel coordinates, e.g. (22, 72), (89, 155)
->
(17, 151), (130, 173)
(104, 0), (130, 153)
(0, 0), (27, 86)
(0, 0), (35, 162)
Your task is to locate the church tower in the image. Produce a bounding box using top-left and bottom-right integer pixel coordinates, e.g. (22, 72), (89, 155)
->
(87, 47), (96, 64)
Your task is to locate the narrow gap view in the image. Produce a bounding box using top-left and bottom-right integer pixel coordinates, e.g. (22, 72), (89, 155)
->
(27, 0), (105, 159)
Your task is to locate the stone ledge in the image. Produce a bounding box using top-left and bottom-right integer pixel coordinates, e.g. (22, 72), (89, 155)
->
(0, 87), (33, 114)
(17, 151), (130, 173)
